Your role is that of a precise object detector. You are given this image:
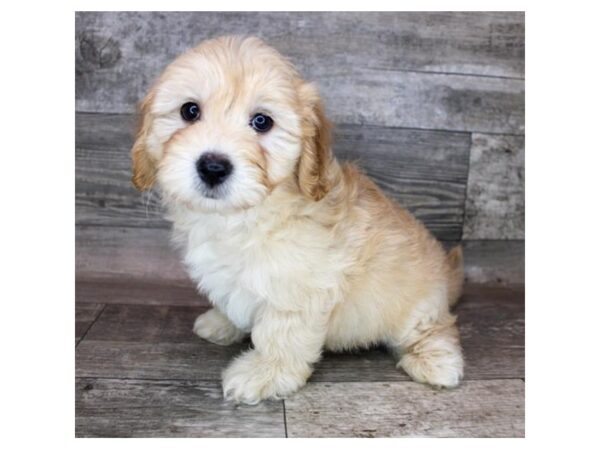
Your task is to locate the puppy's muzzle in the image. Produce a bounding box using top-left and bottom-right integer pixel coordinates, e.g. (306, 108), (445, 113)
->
(196, 152), (233, 188)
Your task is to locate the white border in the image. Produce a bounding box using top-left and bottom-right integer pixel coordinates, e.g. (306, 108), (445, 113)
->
(4, 1), (600, 447)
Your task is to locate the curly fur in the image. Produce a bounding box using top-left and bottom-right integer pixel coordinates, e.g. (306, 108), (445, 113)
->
(131, 36), (464, 404)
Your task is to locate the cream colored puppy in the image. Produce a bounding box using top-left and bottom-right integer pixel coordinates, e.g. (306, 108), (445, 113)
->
(131, 36), (464, 404)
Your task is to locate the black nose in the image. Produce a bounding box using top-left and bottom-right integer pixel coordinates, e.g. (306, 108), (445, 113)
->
(196, 153), (233, 188)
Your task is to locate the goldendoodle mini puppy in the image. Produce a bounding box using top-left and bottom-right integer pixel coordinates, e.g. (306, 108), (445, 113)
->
(131, 36), (464, 404)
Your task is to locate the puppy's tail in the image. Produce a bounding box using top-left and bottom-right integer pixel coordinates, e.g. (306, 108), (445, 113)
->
(446, 245), (464, 307)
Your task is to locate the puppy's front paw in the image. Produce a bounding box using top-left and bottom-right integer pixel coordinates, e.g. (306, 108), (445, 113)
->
(193, 309), (246, 346)
(222, 351), (308, 404)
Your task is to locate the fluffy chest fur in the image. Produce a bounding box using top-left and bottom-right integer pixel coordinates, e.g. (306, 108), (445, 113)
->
(180, 216), (265, 331)
(168, 193), (347, 332)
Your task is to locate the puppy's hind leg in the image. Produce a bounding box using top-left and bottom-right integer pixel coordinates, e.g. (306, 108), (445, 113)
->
(389, 314), (464, 389)
(193, 308), (247, 346)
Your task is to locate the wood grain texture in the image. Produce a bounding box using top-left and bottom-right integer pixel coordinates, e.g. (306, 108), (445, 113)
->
(75, 113), (167, 229)
(75, 11), (525, 242)
(75, 303), (104, 345)
(76, 378), (285, 437)
(315, 68), (523, 134)
(75, 284), (523, 381)
(76, 12), (524, 125)
(76, 278), (201, 306)
(76, 338), (523, 384)
(82, 304), (209, 343)
(76, 226), (525, 287)
(76, 225), (189, 285)
(463, 133), (525, 239)
(463, 240), (525, 285)
(458, 284), (524, 348)
(75, 283), (523, 437)
(76, 113), (470, 239)
(76, 340), (243, 381)
(284, 380), (524, 437)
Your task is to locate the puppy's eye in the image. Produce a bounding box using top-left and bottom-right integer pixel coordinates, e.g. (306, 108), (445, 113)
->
(250, 113), (274, 133)
(180, 102), (201, 122)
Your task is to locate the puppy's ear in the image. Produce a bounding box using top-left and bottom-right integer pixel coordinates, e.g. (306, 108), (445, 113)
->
(297, 83), (333, 201)
(131, 91), (157, 191)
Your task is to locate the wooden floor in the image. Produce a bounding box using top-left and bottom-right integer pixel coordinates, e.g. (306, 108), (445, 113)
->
(76, 282), (524, 437)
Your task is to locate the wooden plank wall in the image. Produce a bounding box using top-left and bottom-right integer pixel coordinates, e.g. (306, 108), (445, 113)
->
(75, 12), (525, 283)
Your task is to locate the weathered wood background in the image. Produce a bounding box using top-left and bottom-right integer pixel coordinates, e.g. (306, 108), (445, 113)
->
(75, 12), (525, 438)
(75, 11), (524, 244)
(76, 12), (524, 285)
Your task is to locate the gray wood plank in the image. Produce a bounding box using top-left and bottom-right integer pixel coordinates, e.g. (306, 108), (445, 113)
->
(75, 285), (523, 381)
(76, 113), (470, 239)
(76, 339), (523, 384)
(76, 341), (243, 381)
(75, 114), (167, 229)
(463, 240), (525, 285)
(316, 68), (523, 134)
(82, 285), (523, 349)
(284, 380), (524, 437)
(76, 378), (285, 437)
(315, 345), (524, 383)
(83, 304), (210, 343)
(463, 133), (525, 239)
(76, 303), (104, 344)
(76, 12), (524, 125)
(76, 225), (189, 285)
(76, 12), (524, 79)
(457, 284), (524, 347)
(76, 278), (203, 306)
(76, 226), (525, 287)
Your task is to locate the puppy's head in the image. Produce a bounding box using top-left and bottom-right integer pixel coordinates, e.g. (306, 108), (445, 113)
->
(131, 36), (332, 212)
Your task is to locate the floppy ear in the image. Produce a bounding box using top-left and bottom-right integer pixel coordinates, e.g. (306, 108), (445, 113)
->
(131, 91), (157, 191)
(297, 83), (333, 201)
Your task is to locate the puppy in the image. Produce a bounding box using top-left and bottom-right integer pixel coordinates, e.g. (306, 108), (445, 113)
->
(131, 36), (464, 404)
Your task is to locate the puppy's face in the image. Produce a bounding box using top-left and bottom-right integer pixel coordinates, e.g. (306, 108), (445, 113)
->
(132, 36), (331, 212)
